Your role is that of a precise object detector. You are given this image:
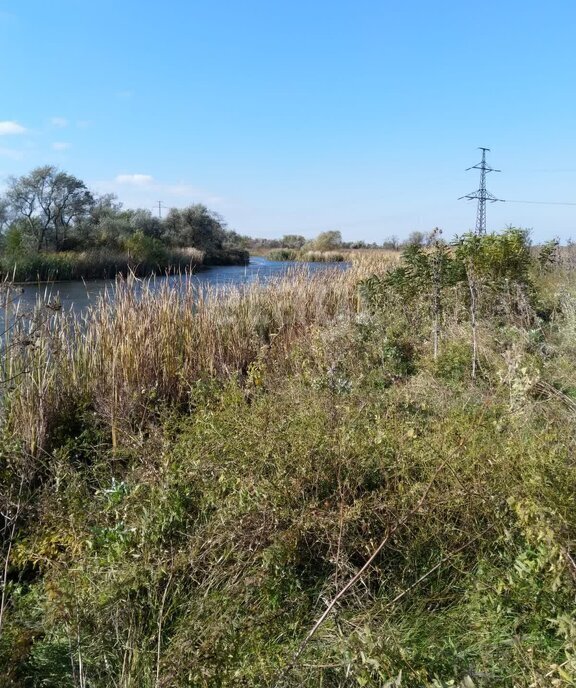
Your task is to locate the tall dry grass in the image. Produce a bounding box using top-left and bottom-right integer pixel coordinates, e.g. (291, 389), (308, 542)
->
(1, 255), (397, 455)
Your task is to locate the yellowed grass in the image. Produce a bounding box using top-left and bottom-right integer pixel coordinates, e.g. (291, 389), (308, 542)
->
(2, 254), (397, 454)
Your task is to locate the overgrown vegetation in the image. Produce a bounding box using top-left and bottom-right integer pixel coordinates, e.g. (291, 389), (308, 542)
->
(1, 230), (575, 687)
(267, 248), (347, 263)
(0, 166), (248, 280)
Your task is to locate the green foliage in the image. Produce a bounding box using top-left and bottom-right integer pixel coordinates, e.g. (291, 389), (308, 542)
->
(434, 341), (474, 382)
(268, 248), (346, 263)
(362, 228), (538, 377)
(0, 248), (205, 281)
(361, 235), (459, 310)
(268, 248), (299, 261)
(0, 167), (246, 279)
(453, 227), (533, 285)
(203, 247), (249, 265)
(301, 250), (345, 262)
(1, 251), (576, 686)
(124, 230), (168, 265)
(538, 238), (560, 272)
(306, 230), (342, 252)
(164, 204), (226, 250)
(405, 230), (428, 246)
(4, 165), (95, 252)
(385, 240), (461, 296)
(281, 234), (306, 249)
(2, 225), (33, 261)
(380, 330), (417, 378)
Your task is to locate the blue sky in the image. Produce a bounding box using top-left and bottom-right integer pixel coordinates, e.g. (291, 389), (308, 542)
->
(1, 0), (575, 242)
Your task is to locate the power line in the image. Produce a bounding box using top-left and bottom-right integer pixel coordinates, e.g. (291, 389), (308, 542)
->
(458, 147), (503, 234)
(503, 199), (576, 206)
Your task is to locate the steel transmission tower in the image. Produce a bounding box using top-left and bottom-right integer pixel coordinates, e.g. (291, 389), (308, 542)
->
(459, 147), (503, 234)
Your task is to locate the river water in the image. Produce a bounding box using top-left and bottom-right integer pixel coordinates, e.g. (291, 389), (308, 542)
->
(7, 257), (348, 316)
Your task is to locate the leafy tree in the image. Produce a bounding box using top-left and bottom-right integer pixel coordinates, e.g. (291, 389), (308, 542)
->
(383, 229), (460, 359)
(4, 166), (95, 251)
(405, 230), (426, 247)
(538, 239), (560, 272)
(164, 205), (225, 250)
(124, 230), (168, 265)
(222, 229), (250, 249)
(0, 199), (10, 233)
(128, 209), (163, 240)
(537, 238), (559, 272)
(88, 208), (133, 250)
(308, 230), (342, 252)
(281, 234), (306, 249)
(2, 224), (33, 262)
(364, 227), (535, 376)
(80, 200), (164, 250)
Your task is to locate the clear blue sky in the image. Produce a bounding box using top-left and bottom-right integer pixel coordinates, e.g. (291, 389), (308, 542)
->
(1, 0), (575, 242)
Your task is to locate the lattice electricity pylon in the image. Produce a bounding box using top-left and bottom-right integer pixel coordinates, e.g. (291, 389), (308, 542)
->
(458, 147), (503, 234)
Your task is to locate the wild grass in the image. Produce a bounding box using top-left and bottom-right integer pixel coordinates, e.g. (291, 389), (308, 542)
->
(1, 264), (367, 457)
(0, 247), (211, 282)
(1, 247), (575, 687)
(267, 249), (348, 263)
(267, 248), (401, 269)
(299, 250), (346, 262)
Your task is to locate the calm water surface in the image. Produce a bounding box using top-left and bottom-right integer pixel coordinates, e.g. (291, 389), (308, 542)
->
(9, 257), (348, 316)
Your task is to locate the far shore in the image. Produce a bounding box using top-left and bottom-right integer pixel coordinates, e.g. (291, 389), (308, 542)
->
(0, 247), (249, 284)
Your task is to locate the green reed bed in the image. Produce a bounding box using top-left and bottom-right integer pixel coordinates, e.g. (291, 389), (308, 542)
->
(0, 248), (208, 283)
(267, 249), (346, 263)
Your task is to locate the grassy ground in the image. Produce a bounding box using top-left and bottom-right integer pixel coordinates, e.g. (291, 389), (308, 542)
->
(0, 249), (575, 687)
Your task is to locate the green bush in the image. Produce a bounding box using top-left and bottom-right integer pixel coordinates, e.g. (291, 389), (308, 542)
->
(124, 230), (168, 265)
(268, 248), (299, 261)
(434, 341), (474, 382)
(204, 247), (249, 265)
(301, 251), (346, 262)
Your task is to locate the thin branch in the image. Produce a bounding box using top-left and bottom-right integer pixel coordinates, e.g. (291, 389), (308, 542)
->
(385, 523), (496, 608)
(272, 458), (450, 687)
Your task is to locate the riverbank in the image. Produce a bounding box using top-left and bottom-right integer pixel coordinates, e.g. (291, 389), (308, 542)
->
(1, 247), (575, 686)
(267, 248), (347, 262)
(265, 247), (401, 263)
(0, 246), (249, 282)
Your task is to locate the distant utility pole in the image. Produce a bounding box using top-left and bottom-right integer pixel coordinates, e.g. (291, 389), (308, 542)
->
(157, 201), (167, 219)
(458, 147), (503, 234)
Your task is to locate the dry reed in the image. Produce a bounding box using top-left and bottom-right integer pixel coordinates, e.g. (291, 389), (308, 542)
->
(1, 255), (397, 454)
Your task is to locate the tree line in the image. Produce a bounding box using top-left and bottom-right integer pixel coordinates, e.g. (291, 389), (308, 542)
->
(0, 166), (240, 260)
(0, 165), (444, 263)
(248, 230), (441, 253)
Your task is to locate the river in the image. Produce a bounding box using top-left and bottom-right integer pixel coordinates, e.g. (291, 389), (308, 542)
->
(6, 257), (348, 316)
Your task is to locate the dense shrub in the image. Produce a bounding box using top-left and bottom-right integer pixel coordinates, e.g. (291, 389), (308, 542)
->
(268, 248), (299, 261)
